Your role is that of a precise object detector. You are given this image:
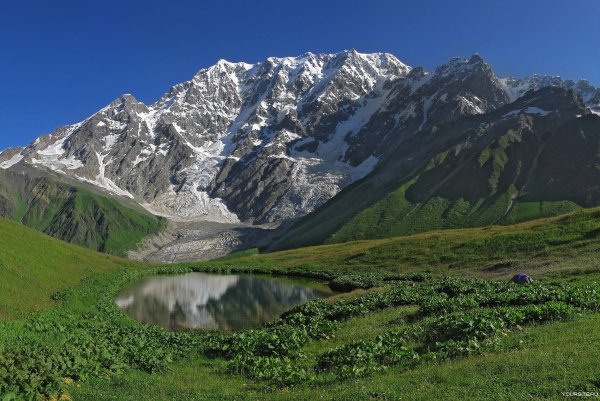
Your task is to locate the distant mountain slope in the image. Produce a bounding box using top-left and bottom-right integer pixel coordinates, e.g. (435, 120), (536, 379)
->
(213, 206), (600, 280)
(500, 74), (600, 112)
(2, 51), (599, 261)
(3, 51), (597, 230)
(0, 169), (165, 255)
(0, 216), (141, 319)
(270, 87), (600, 250)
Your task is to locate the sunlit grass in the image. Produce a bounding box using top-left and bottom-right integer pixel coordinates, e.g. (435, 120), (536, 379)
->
(0, 217), (144, 319)
(203, 207), (600, 282)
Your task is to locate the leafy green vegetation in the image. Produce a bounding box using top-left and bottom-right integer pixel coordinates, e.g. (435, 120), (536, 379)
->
(0, 264), (598, 400)
(68, 313), (600, 401)
(1, 208), (600, 400)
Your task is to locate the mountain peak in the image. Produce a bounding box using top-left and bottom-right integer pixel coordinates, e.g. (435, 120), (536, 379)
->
(110, 93), (142, 106)
(103, 93), (149, 117)
(193, 59), (254, 79)
(4, 50), (599, 233)
(468, 53), (484, 64)
(436, 54), (492, 75)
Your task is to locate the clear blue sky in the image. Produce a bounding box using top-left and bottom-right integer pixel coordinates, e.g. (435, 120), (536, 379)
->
(1, 0), (599, 149)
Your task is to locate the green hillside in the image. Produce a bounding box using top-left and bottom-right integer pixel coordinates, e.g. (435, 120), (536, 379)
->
(0, 217), (143, 319)
(271, 89), (600, 251)
(329, 113), (600, 243)
(214, 207), (600, 281)
(0, 208), (599, 400)
(0, 169), (165, 255)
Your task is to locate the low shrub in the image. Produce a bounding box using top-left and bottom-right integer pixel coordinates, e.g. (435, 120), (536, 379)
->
(0, 264), (598, 397)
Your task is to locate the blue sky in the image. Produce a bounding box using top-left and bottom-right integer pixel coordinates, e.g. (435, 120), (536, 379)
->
(1, 0), (599, 149)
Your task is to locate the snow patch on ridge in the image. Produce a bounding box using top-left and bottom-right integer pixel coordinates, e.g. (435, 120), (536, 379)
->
(30, 127), (85, 171)
(0, 153), (23, 169)
(503, 106), (552, 117)
(78, 151), (134, 199)
(499, 77), (529, 102)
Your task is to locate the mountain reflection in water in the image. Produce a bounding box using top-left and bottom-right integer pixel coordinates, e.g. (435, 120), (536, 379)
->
(115, 273), (331, 331)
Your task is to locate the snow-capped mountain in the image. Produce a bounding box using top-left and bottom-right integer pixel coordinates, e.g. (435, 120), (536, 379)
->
(500, 75), (600, 113)
(1, 50), (599, 228)
(342, 54), (511, 165)
(1, 51), (410, 224)
(271, 86), (600, 251)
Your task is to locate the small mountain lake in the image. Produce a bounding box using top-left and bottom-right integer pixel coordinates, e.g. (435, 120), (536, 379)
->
(115, 272), (333, 331)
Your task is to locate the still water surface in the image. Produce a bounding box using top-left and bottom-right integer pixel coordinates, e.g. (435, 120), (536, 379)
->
(115, 272), (332, 331)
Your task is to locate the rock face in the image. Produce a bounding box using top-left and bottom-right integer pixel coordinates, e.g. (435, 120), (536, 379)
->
(271, 86), (600, 250)
(1, 51), (600, 258)
(2, 51), (412, 225)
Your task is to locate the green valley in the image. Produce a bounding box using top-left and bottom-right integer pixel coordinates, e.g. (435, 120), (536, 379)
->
(0, 209), (599, 400)
(3, 5), (600, 401)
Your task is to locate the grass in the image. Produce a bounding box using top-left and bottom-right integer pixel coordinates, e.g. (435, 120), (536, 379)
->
(328, 181), (580, 245)
(0, 217), (143, 319)
(22, 186), (165, 256)
(502, 200), (580, 225)
(379, 314), (600, 401)
(210, 207), (600, 281)
(302, 305), (419, 357)
(1, 209), (600, 400)
(0, 169), (165, 255)
(64, 188), (166, 255)
(71, 311), (600, 401)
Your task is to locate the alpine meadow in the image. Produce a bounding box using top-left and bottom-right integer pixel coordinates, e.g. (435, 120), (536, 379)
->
(1, 1), (599, 400)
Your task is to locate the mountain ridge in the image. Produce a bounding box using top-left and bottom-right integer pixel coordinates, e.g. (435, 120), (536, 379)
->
(1, 50), (411, 225)
(270, 86), (600, 250)
(2, 51), (600, 259)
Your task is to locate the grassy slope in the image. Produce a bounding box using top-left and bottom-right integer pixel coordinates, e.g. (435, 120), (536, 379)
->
(1, 208), (599, 399)
(0, 217), (143, 319)
(271, 106), (600, 253)
(329, 180), (581, 243)
(52, 188), (166, 255)
(207, 207), (600, 281)
(326, 118), (590, 244)
(0, 170), (165, 255)
(73, 308), (600, 401)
